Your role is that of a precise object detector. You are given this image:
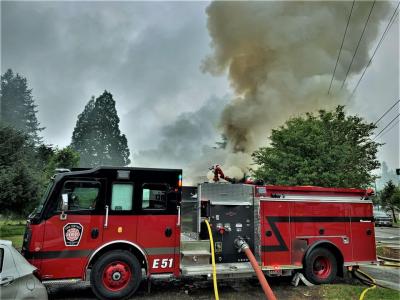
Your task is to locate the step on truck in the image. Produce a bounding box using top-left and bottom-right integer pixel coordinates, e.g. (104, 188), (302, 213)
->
(22, 167), (377, 300)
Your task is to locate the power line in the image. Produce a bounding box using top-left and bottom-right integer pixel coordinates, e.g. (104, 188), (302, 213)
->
(374, 113), (400, 140)
(341, 0), (376, 89)
(328, 0), (355, 95)
(349, 3), (400, 99)
(373, 99), (400, 126)
(378, 119), (399, 140)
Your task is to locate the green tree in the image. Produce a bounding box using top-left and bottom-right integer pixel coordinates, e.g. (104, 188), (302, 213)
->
(1, 69), (43, 144)
(0, 123), (41, 216)
(42, 146), (80, 179)
(252, 106), (380, 188)
(71, 91), (131, 167)
(380, 180), (399, 223)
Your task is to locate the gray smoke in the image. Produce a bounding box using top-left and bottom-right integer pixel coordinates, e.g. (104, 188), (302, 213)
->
(135, 95), (228, 173)
(203, 1), (392, 153)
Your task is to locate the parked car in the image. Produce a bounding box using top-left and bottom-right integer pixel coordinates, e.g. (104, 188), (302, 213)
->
(0, 240), (48, 300)
(373, 209), (393, 227)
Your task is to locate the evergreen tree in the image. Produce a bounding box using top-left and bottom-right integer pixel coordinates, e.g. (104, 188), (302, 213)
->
(1, 69), (43, 144)
(71, 91), (131, 167)
(252, 106), (381, 188)
(0, 123), (41, 216)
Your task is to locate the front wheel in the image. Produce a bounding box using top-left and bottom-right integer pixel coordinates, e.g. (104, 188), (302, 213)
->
(90, 250), (142, 300)
(303, 247), (337, 284)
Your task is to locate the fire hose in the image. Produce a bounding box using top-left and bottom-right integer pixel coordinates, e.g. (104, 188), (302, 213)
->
(204, 219), (219, 300)
(353, 268), (377, 300)
(235, 237), (277, 300)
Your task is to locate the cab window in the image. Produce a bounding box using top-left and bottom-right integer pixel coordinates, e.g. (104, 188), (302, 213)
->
(142, 184), (167, 210)
(111, 183), (133, 211)
(59, 181), (100, 211)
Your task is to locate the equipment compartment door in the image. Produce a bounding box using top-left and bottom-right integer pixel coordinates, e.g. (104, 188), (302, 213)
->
(261, 201), (291, 267)
(137, 183), (180, 275)
(350, 203), (376, 262)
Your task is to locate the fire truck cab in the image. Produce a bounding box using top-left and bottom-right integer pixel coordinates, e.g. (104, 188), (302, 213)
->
(22, 167), (376, 300)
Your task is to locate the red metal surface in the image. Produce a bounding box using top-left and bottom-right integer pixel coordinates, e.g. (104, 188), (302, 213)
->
(29, 214), (180, 280)
(102, 261), (131, 292)
(136, 215), (180, 276)
(260, 196), (376, 269)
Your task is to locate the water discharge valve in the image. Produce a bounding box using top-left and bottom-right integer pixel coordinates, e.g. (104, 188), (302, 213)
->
(216, 223), (225, 235)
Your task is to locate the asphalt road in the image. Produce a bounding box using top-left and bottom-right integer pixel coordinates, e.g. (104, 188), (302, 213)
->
(375, 226), (400, 243)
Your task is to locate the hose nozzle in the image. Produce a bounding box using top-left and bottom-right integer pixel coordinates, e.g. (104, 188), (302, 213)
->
(234, 237), (249, 252)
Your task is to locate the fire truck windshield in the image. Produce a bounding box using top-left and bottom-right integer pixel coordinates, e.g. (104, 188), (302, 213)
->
(30, 180), (54, 217)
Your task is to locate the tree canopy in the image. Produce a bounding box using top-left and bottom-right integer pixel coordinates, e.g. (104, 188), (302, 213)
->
(0, 124), (41, 216)
(379, 180), (400, 223)
(71, 91), (131, 167)
(1, 69), (43, 144)
(0, 123), (80, 216)
(252, 106), (381, 188)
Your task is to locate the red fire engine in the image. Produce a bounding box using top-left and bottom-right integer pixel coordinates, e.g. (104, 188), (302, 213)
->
(22, 167), (376, 300)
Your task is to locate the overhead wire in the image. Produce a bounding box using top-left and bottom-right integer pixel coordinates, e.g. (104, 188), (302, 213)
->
(349, 3), (400, 99)
(328, 0), (356, 95)
(373, 99), (400, 126)
(374, 113), (400, 140)
(378, 119), (399, 140)
(341, 0), (376, 89)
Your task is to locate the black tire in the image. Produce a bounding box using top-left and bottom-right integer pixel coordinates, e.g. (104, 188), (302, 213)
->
(303, 247), (337, 284)
(90, 250), (142, 300)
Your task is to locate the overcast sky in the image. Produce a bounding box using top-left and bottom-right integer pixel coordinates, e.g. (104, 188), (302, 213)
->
(1, 1), (399, 174)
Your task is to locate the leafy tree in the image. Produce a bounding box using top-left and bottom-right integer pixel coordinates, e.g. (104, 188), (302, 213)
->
(0, 123), (41, 216)
(71, 91), (131, 167)
(1, 69), (43, 144)
(252, 106), (380, 188)
(380, 180), (400, 223)
(42, 146), (80, 179)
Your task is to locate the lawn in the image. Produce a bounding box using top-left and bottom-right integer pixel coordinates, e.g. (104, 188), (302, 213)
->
(0, 219), (25, 250)
(320, 284), (399, 300)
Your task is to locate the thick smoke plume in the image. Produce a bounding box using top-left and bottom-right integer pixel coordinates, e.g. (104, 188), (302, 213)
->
(203, 1), (391, 155)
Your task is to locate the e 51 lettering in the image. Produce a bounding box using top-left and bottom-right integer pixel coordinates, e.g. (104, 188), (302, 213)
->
(152, 258), (173, 269)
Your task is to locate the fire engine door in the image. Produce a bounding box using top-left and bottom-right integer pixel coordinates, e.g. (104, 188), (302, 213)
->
(136, 183), (180, 274)
(262, 201), (291, 267)
(41, 179), (105, 279)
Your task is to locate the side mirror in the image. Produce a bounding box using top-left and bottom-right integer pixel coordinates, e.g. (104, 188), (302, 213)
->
(60, 194), (68, 220)
(61, 194), (69, 211)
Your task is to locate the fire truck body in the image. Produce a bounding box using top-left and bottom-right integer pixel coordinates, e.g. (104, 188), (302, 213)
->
(22, 167), (376, 299)
(257, 186), (376, 277)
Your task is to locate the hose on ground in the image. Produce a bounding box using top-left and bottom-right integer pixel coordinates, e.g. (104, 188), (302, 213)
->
(354, 269), (376, 300)
(204, 219), (219, 300)
(352, 268), (388, 289)
(235, 237), (277, 300)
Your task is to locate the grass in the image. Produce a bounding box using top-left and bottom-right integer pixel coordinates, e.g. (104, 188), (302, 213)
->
(0, 219), (25, 250)
(321, 284), (400, 300)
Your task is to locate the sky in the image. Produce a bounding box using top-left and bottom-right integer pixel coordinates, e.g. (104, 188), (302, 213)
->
(1, 1), (399, 178)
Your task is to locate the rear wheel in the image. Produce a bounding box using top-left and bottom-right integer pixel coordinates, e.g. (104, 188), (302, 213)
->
(304, 247), (337, 284)
(91, 250), (142, 300)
